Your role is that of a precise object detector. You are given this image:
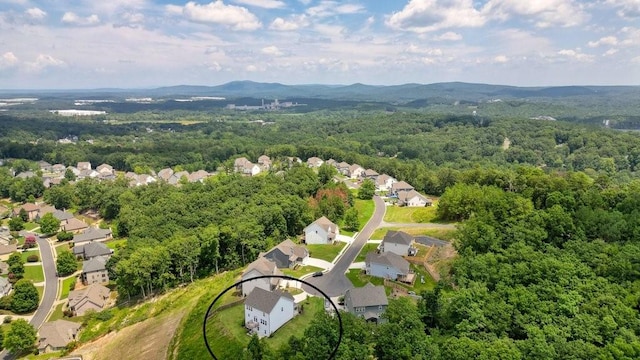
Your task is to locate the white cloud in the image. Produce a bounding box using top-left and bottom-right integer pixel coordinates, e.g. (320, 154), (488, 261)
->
(557, 49), (594, 62)
(386, 0), (487, 33)
(26, 54), (66, 73)
(0, 52), (19, 69)
(246, 64), (258, 71)
(494, 55), (509, 63)
(234, 0), (285, 9)
(25, 8), (46, 20)
(606, 0), (640, 18)
(588, 36), (618, 47)
(405, 44), (443, 56)
(620, 27), (640, 46)
(261, 45), (283, 56)
(603, 48), (619, 56)
(434, 31), (463, 41)
(61, 12), (101, 26)
(173, 1), (262, 31)
(269, 15), (308, 31)
(484, 0), (588, 28)
(307, 1), (365, 17)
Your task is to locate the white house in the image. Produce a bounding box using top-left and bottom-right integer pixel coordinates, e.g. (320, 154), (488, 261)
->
(390, 181), (414, 196)
(375, 174), (397, 192)
(397, 190), (432, 207)
(245, 288), (295, 338)
(234, 157), (261, 176)
(348, 164), (365, 179)
(306, 157), (324, 168)
(241, 257), (282, 296)
(304, 216), (338, 245)
(380, 230), (416, 256)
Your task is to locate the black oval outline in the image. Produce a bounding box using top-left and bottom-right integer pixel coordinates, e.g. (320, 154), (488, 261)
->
(203, 274), (343, 359)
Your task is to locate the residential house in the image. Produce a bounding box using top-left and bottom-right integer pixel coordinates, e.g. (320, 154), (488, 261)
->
(389, 181), (415, 197)
(76, 162), (91, 171)
(38, 161), (53, 172)
(72, 227), (112, 246)
(234, 157), (261, 176)
(79, 169), (100, 179)
(375, 174), (397, 192)
(0, 243), (17, 256)
(344, 283), (388, 323)
(258, 155), (272, 171)
(52, 210), (74, 223)
(348, 164), (365, 179)
(241, 257), (282, 297)
(397, 190), (432, 207)
(0, 277), (12, 296)
(81, 256), (109, 285)
(380, 230), (417, 256)
(66, 166), (81, 178)
(325, 159), (337, 167)
(37, 320), (81, 354)
(261, 239), (309, 269)
(188, 170), (209, 183)
(15, 171), (36, 179)
(35, 205), (56, 221)
(12, 203), (40, 221)
(51, 164), (66, 173)
(96, 164), (114, 176)
(245, 287), (295, 338)
(306, 157), (324, 168)
(62, 217), (89, 233)
(365, 252), (414, 284)
(68, 283), (110, 316)
(73, 242), (113, 260)
(157, 168), (174, 181)
(304, 216), (338, 245)
(362, 169), (379, 180)
(336, 162), (350, 175)
(0, 262), (8, 275)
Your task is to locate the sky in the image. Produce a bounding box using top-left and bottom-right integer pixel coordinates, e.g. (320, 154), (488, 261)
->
(0, 0), (639, 89)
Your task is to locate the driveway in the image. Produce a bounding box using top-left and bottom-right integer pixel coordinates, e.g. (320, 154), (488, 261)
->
(303, 195), (385, 297)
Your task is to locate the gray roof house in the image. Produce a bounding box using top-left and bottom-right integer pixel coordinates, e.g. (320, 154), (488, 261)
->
(0, 277), (12, 297)
(73, 227), (112, 245)
(390, 181), (415, 196)
(37, 320), (81, 353)
(52, 210), (75, 222)
(73, 242), (113, 260)
(397, 190), (432, 207)
(365, 252), (415, 284)
(68, 283), (110, 316)
(245, 288), (295, 338)
(344, 283), (388, 323)
(380, 230), (417, 256)
(261, 239), (309, 269)
(81, 256), (109, 285)
(241, 257), (282, 296)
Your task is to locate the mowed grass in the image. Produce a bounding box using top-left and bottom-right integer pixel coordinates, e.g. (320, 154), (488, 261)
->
(21, 249), (40, 263)
(371, 227), (456, 240)
(383, 203), (439, 223)
(409, 264), (437, 293)
(307, 242), (345, 262)
(355, 199), (375, 229)
(354, 242), (379, 263)
(55, 243), (71, 257)
(281, 265), (323, 279)
(36, 285), (44, 300)
(268, 296), (323, 349)
(346, 269), (385, 288)
(24, 265), (45, 283)
(49, 303), (65, 321)
(105, 239), (127, 252)
(60, 276), (77, 299)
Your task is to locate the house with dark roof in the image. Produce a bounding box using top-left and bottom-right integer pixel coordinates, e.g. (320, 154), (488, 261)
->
(365, 252), (415, 284)
(344, 283), (388, 323)
(241, 257), (282, 296)
(245, 287), (295, 338)
(73, 242), (113, 260)
(62, 217), (89, 233)
(72, 227), (112, 245)
(68, 283), (110, 316)
(304, 216), (338, 245)
(380, 230), (417, 256)
(37, 320), (81, 353)
(81, 256), (109, 285)
(261, 239), (309, 269)
(390, 181), (415, 196)
(52, 210), (74, 223)
(397, 190), (432, 207)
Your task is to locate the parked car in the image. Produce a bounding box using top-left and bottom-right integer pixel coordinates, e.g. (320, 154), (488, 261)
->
(312, 271), (324, 277)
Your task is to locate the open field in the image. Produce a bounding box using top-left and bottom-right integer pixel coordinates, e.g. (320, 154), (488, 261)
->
(383, 203), (439, 223)
(355, 199), (375, 230)
(307, 242), (345, 262)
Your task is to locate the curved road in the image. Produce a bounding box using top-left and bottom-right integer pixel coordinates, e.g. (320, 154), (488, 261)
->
(304, 195), (385, 297)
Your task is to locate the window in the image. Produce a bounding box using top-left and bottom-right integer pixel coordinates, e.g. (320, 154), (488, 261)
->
(281, 307), (284, 312)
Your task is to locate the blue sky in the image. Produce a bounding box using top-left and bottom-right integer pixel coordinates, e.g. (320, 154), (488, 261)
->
(0, 0), (639, 88)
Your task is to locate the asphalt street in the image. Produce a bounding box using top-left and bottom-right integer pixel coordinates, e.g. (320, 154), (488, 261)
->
(303, 195), (385, 297)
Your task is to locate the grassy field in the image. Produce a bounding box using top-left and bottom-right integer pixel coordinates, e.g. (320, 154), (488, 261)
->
(105, 239), (127, 252)
(419, 228), (457, 241)
(306, 242), (345, 262)
(22, 222), (39, 231)
(267, 296), (323, 349)
(346, 269), (385, 288)
(49, 303), (65, 321)
(36, 285), (44, 299)
(383, 204), (439, 223)
(371, 226), (456, 240)
(355, 199), (375, 229)
(60, 276), (77, 299)
(409, 264), (437, 293)
(55, 243), (71, 257)
(354, 242), (379, 263)
(21, 249), (40, 263)
(24, 265), (44, 283)
(281, 265), (323, 279)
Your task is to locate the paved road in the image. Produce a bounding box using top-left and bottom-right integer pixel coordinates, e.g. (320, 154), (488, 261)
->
(303, 195), (385, 297)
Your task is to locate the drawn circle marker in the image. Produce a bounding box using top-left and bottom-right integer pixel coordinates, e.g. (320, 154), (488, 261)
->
(203, 274), (343, 359)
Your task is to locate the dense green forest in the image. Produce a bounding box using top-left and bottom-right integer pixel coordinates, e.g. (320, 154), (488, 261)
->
(2, 107), (640, 359)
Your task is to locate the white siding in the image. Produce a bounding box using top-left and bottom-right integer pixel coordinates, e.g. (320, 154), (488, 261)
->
(406, 196), (427, 207)
(366, 262), (399, 280)
(304, 223), (329, 245)
(381, 242), (409, 256)
(241, 269), (272, 297)
(245, 297), (295, 338)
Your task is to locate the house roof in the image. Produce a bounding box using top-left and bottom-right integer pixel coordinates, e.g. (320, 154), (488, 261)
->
(0, 244), (17, 255)
(83, 256), (108, 273)
(16, 203), (39, 213)
(52, 210), (74, 221)
(376, 174), (392, 185)
(345, 283), (388, 308)
(336, 162), (350, 169)
(38, 320), (81, 350)
(75, 242), (112, 258)
(258, 155), (271, 163)
(65, 217), (89, 232)
(244, 257), (278, 277)
(383, 230), (414, 246)
(349, 164), (363, 172)
(364, 169), (379, 177)
(37, 205), (56, 217)
(397, 190), (430, 203)
(188, 170), (209, 182)
(234, 157), (250, 167)
(308, 216), (337, 233)
(391, 181), (414, 191)
(157, 168), (174, 180)
(365, 252), (410, 275)
(267, 239), (308, 262)
(68, 283), (110, 310)
(73, 227), (111, 243)
(0, 277), (10, 288)
(245, 287), (294, 313)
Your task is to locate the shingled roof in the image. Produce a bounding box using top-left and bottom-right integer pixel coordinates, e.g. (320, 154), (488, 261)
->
(383, 230), (414, 246)
(245, 287), (294, 313)
(68, 283), (110, 310)
(38, 320), (80, 350)
(365, 252), (410, 275)
(310, 216), (337, 232)
(82, 256), (108, 273)
(345, 283), (388, 308)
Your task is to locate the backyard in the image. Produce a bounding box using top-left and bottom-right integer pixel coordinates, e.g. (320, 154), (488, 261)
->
(306, 242), (345, 262)
(354, 242), (379, 263)
(60, 276), (77, 299)
(281, 265), (323, 279)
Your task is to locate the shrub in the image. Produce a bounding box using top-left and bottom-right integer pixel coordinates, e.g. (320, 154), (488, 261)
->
(0, 295), (12, 310)
(95, 310), (113, 321)
(3, 316), (12, 323)
(26, 255), (39, 263)
(56, 231), (73, 242)
(63, 309), (74, 318)
(23, 236), (36, 249)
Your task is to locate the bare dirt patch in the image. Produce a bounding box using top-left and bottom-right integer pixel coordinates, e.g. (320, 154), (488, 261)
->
(72, 311), (186, 360)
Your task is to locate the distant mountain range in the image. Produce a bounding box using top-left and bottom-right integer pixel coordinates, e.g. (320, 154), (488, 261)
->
(2, 81), (639, 104)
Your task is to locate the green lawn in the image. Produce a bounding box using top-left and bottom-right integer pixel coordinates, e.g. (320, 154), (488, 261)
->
(105, 239), (127, 252)
(346, 269), (385, 288)
(55, 243), (71, 257)
(36, 285), (44, 299)
(419, 228), (457, 242)
(24, 265), (45, 283)
(355, 199), (375, 229)
(307, 242), (345, 262)
(49, 303), (65, 321)
(281, 265), (323, 279)
(409, 264), (437, 293)
(383, 204), (439, 223)
(60, 276), (77, 300)
(21, 249), (40, 263)
(22, 222), (39, 231)
(268, 296), (323, 348)
(355, 242), (379, 263)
